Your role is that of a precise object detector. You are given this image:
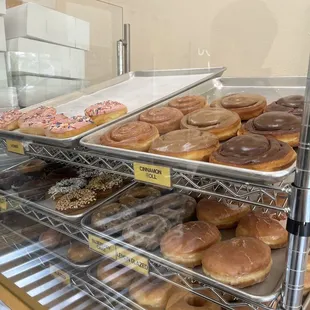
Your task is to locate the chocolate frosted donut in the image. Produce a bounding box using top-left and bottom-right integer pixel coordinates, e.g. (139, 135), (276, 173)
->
(209, 134), (296, 171)
(122, 214), (170, 251)
(211, 93), (267, 120)
(152, 193), (197, 226)
(265, 95), (304, 117)
(149, 129), (219, 161)
(180, 108), (241, 141)
(239, 111), (301, 147)
(168, 95), (206, 115)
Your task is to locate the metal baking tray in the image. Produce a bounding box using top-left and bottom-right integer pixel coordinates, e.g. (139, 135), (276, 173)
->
(0, 68), (225, 148)
(81, 189), (286, 303)
(80, 76), (304, 184)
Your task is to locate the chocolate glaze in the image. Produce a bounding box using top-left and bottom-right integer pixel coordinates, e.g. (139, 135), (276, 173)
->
(244, 111), (301, 134)
(211, 93), (266, 109)
(213, 135), (292, 165)
(266, 95), (304, 117)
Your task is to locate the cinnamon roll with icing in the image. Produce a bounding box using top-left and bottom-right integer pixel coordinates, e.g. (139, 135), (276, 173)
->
(238, 111), (301, 147)
(168, 95), (206, 115)
(265, 95), (304, 117)
(180, 108), (241, 141)
(100, 121), (159, 151)
(209, 134), (296, 171)
(211, 93), (266, 120)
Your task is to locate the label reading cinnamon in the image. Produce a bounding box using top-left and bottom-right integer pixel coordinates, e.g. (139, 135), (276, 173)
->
(50, 264), (70, 285)
(88, 234), (117, 260)
(133, 162), (171, 188)
(0, 196), (7, 211)
(6, 139), (25, 155)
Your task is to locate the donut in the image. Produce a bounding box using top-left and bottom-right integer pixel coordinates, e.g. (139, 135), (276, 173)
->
(160, 221), (220, 267)
(55, 189), (97, 213)
(129, 276), (174, 310)
(17, 159), (47, 175)
(149, 129), (220, 161)
(180, 108), (241, 141)
(168, 95), (207, 115)
(209, 134), (296, 171)
(77, 168), (101, 179)
(45, 115), (96, 138)
(39, 229), (70, 249)
(84, 100), (128, 125)
(122, 214), (170, 251)
(152, 193), (197, 226)
(67, 242), (100, 263)
(202, 237), (272, 288)
(139, 107), (183, 134)
(0, 109), (22, 131)
(100, 121), (159, 151)
(236, 212), (288, 249)
(86, 174), (123, 199)
(97, 260), (139, 291)
(265, 95), (304, 117)
(48, 178), (87, 200)
(47, 167), (78, 181)
(196, 198), (250, 229)
(166, 289), (221, 310)
(210, 93), (267, 120)
(304, 271), (310, 295)
(18, 106), (56, 127)
(238, 111), (301, 147)
(91, 202), (136, 233)
(0, 170), (21, 190)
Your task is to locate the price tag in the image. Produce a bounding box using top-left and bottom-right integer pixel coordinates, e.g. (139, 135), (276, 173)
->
(116, 246), (149, 276)
(50, 265), (70, 285)
(88, 234), (117, 260)
(133, 162), (171, 188)
(0, 196), (7, 211)
(6, 139), (25, 155)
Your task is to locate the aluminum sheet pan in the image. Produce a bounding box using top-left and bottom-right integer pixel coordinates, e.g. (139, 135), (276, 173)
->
(81, 189), (286, 303)
(0, 68), (225, 147)
(80, 76), (304, 184)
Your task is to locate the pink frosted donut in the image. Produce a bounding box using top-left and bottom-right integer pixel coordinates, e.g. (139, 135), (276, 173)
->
(84, 100), (127, 125)
(18, 106), (56, 127)
(0, 109), (22, 131)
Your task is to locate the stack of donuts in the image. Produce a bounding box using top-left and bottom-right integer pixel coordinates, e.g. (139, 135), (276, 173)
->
(0, 100), (127, 138)
(100, 93), (303, 171)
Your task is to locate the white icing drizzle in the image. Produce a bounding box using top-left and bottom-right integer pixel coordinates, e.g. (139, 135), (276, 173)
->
(48, 178), (87, 198)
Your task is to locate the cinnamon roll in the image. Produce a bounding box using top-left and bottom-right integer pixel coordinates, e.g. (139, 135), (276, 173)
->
(149, 129), (219, 161)
(209, 134), (296, 171)
(139, 107), (183, 134)
(168, 95), (206, 115)
(100, 121), (159, 151)
(210, 93), (267, 120)
(180, 108), (241, 141)
(265, 95), (304, 117)
(238, 111), (301, 147)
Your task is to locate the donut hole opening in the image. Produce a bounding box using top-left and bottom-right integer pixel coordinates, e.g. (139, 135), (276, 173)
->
(186, 297), (205, 307)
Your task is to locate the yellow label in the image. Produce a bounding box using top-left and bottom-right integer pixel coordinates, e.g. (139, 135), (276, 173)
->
(6, 140), (25, 155)
(133, 162), (171, 188)
(50, 265), (70, 285)
(0, 196), (7, 211)
(88, 234), (117, 260)
(116, 246), (149, 276)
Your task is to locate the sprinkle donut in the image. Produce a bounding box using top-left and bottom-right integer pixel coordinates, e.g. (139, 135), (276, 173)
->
(48, 178), (87, 200)
(18, 106), (56, 127)
(0, 109), (22, 131)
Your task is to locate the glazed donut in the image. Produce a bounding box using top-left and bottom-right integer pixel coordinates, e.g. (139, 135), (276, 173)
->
(84, 100), (128, 125)
(152, 193), (197, 226)
(168, 95), (207, 115)
(202, 237), (272, 288)
(209, 134), (296, 171)
(67, 242), (100, 263)
(265, 95), (304, 117)
(129, 276), (174, 310)
(236, 212), (288, 249)
(97, 259), (139, 291)
(48, 178), (87, 200)
(149, 129), (219, 161)
(197, 198), (250, 229)
(18, 106), (56, 127)
(122, 214), (170, 251)
(55, 189), (97, 213)
(238, 111), (301, 147)
(139, 107), (183, 134)
(160, 221), (221, 267)
(100, 121), (159, 151)
(180, 108), (241, 141)
(0, 109), (22, 131)
(45, 115), (96, 139)
(39, 229), (70, 249)
(91, 202), (136, 233)
(166, 289), (221, 310)
(17, 159), (47, 175)
(210, 93), (267, 120)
